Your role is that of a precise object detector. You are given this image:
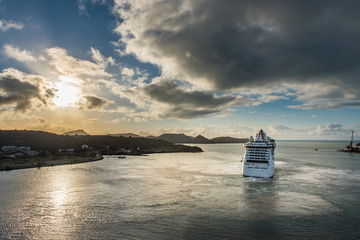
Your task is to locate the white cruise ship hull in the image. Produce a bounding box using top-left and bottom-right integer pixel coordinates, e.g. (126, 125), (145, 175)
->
(242, 159), (274, 178)
(241, 129), (276, 178)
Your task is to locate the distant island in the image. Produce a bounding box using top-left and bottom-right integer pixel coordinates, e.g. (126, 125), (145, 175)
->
(62, 129), (89, 136)
(0, 130), (203, 171)
(155, 133), (248, 144)
(107, 133), (249, 143)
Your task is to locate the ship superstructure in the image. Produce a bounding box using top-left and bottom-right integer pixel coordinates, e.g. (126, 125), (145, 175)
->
(242, 129), (276, 178)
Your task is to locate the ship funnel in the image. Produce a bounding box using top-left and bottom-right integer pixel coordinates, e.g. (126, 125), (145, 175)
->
(256, 129), (266, 140)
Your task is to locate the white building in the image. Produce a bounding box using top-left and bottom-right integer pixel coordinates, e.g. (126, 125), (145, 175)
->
(18, 146), (31, 152)
(1, 146), (18, 152)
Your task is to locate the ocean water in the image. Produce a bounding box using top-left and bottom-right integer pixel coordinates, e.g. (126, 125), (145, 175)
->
(0, 141), (360, 239)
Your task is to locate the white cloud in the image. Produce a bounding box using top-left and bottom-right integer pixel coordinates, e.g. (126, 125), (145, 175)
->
(252, 94), (287, 106)
(2, 44), (37, 62)
(309, 123), (348, 136)
(90, 47), (115, 66)
(286, 80), (360, 110)
(121, 67), (134, 77)
(257, 94), (287, 103)
(0, 19), (24, 31)
(46, 47), (112, 78)
(266, 125), (309, 140)
(77, 0), (88, 15)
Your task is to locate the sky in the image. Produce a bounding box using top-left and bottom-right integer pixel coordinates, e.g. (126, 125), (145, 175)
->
(0, 0), (360, 140)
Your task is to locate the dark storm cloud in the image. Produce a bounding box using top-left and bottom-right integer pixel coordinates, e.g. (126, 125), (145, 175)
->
(143, 80), (249, 118)
(0, 76), (44, 112)
(117, 0), (360, 91)
(80, 95), (108, 110)
(161, 107), (221, 119)
(143, 80), (241, 108)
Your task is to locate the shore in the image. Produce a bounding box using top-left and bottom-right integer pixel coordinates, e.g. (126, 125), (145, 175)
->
(0, 154), (104, 171)
(0, 144), (203, 171)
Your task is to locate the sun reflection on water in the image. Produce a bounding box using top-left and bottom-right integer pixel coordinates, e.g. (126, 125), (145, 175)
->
(40, 168), (76, 238)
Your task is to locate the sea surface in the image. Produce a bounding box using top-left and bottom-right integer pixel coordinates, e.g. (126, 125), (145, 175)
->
(1, 141), (360, 239)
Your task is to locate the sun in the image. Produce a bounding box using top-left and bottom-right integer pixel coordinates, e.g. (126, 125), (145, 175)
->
(53, 76), (81, 107)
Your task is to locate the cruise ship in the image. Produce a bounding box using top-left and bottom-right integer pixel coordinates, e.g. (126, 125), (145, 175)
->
(242, 129), (276, 178)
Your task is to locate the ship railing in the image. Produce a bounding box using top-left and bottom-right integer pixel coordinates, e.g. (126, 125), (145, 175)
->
(245, 160), (269, 165)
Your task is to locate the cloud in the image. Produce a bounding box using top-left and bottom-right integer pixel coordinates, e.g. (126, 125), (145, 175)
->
(0, 75), (45, 112)
(46, 47), (112, 78)
(24, 117), (72, 134)
(90, 47), (115, 66)
(2, 44), (37, 62)
(0, 68), (57, 113)
(0, 45), (135, 115)
(2, 44), (114, 79)
(77, 0), (88, 15)
(142, 79), (250, 118)
(113, 0), (360, 109)
(0, 19), (24, 31)
(121, 67), (134, 77)
(252, 94), (287, 106)
(308, 123), (352, 136)
(267, 125), (294, 135)
(286, 81), (360, 110)
(143, 80), (239, 108)
(160, 107), (221, 119)
(79, 95), (108, 110)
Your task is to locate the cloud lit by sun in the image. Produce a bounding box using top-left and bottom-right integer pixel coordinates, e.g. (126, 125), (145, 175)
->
(52, 76), (81, 107)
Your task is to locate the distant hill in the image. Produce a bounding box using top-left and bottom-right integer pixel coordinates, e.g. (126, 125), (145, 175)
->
(0, 130), (202, 154)
(211, 137), (249, 143)
(62, 129), (89, 136)
(1, 130), (76, 149)
(108, 133), (141, 138)
(157, 134), (193, 143)
(156, 133), (248, 143)
(193, 135), (212, 143)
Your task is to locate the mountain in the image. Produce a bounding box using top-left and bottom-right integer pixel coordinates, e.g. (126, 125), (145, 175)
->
(156, 133), (248, 143)
(193, 135), (212, 143)
(0, 130), (202, 154)
(108, 133), (141, 138)
(210, 137), (249, 143)
(62, 129), (89, 136)
(1, 130), (78, 149)
(157, 133), (193, 143)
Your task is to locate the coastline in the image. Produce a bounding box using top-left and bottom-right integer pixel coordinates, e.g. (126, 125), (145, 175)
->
(0, 145), (203, 171)
(0, 155), (104, 171)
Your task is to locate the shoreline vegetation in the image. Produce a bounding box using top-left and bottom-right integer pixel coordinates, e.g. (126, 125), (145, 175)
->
(0, 130), (204, 171)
